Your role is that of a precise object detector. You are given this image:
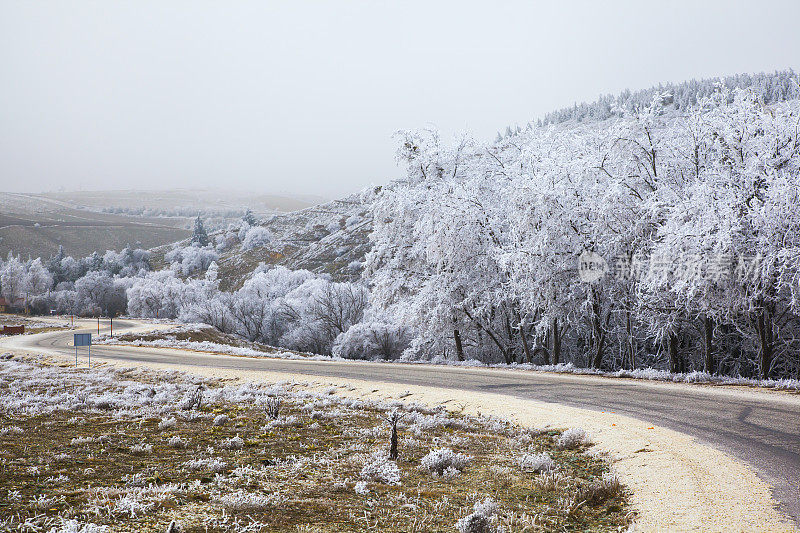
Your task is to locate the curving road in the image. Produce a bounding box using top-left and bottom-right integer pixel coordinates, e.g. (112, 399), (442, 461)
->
(4, 319), (800, 525)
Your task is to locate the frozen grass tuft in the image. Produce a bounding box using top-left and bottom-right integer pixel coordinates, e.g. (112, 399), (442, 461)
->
(420, 448), (472, 477)
(518, 452), (556, 473)
(217, 490), (284, 511)
(557, 427), (590, 449)
(221, 435), (244, 450)
(184, 457), (227, 473)
(576, 473), (623, 506)
(158, 417), (177, 430)
(47, 519), (109, 533)
(456, 497), (499, 533)
(354, 480), (370, 495)
(262, 397), (282, 420)
(265, 414), (301, 428)
(533, 471), (568, 492)
(212, 414), (229, 427)
(129, 443), (153, 456)
(1, 425), (24, 436)
(167, 435), (187, 449)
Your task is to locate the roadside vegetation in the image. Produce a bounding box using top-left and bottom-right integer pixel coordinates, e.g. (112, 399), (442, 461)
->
(0, 314), (72, 335)
(0, 357), (630, 532)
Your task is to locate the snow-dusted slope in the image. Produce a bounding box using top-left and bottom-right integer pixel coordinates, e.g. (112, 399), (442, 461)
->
(206, 190), (375, 289)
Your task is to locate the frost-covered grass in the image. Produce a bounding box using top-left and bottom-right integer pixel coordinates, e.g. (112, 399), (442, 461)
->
(0, 356), (629, 532)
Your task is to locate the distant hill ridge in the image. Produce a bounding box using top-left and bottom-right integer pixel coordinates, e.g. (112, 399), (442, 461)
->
(497, 69), (799, 139)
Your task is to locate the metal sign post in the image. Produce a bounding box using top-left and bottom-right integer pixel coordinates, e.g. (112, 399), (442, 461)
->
(73, 333), (92, 368)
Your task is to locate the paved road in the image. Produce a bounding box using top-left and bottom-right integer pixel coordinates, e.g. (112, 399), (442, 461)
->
(7, 320), (800, 524)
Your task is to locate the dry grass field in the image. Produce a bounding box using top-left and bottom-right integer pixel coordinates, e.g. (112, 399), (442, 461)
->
(0, 357), (631, 532)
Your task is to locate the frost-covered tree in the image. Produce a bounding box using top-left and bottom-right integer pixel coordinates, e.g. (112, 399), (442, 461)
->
(241, 226), (272, 251)
(191, 216), (209, 247)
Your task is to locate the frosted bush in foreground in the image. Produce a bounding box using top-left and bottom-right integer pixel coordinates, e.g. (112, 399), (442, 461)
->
(360, 453), (401, 485)
(456, 497), (499, 533)
(518, 452), (556, 473)
(420, 448), (472, 477)
(557, 428), (590, 449)
(354, 480), (370, 495)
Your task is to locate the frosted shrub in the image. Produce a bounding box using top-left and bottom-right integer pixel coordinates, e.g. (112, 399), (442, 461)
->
(212, 414), (229, 427)
(420, 448), (471, 477)
(130, 443), (153, 456)
(70, 436), (94, 446)
(354, 480), (370, 495)
(180, 386), (204, 411)
(331, 320), (410, 360)
(557, 428), (590, 449)
(218, 490), (284, 511)
(31, 494), (58, 510)
(456, 497), (499, 533)
(266, 415), (301, 429)
(158, 417), (177, 430)
(221, 435), (244, 450)
(473, 497), (500, 518)
(518, 452), (556, 473)
(360, 453), (401, 485)
(456, 514), (493, 533)
(112, 494), (154, 517)
(167, 435), (187, 449)
(0, 425), (23, 436)
(165, 245), (218, 276)
(440, 466), (461, 479)
(262, 397), (281, 420)
(241, 226), (273, 251)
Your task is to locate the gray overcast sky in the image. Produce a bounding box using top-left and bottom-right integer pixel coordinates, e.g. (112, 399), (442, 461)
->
(1, 1), (799, 198)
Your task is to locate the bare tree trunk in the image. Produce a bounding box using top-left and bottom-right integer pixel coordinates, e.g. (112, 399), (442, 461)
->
(387, 412), (400, 460)
(463, 307), (512, 364)
(453, 328), (465, 362)
(551, 316), (561, 365)
(668, 333), (679, 374)
(626, 310), (635, 369)
(756, 306), (773, 379)
(520, 322), (532, 364)
(702, 315), (715, 375)
(589, 288), (604, 369)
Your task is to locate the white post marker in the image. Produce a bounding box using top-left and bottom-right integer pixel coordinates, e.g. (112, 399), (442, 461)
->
(74, 333), (92, 367)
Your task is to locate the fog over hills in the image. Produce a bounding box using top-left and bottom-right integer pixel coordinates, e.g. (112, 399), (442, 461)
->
(0, 189), (324, 259)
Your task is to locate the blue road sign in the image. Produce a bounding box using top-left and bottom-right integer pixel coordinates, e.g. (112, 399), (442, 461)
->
(74, 333), (91, 347)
